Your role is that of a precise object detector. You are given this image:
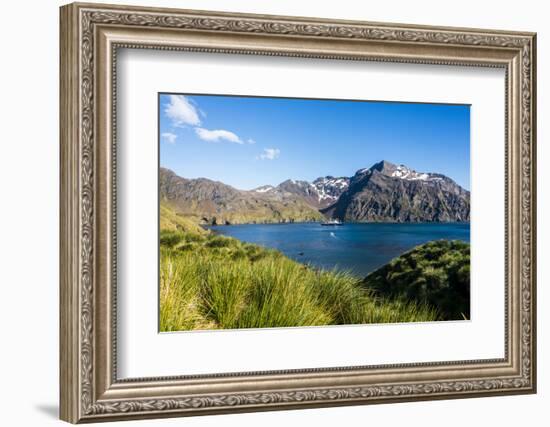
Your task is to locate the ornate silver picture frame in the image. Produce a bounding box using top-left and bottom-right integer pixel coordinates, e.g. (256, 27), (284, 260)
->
(60, 2), (536, 423)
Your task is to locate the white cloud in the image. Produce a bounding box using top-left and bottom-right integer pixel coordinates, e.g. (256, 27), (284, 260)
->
(161, 132), (177, 144)
(195, 127), (243, 144)
(247, 138), (256, 144)
(258, 148), (280, 160)
(164, 95), (201, 127)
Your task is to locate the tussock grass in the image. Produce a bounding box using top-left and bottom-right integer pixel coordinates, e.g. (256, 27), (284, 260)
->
(159, 255), (204, 331)
(363, 240), (470, 320)
(159, 229), (438, 331)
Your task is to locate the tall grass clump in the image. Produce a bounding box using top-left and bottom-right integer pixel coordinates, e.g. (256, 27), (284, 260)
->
(311, 269), (367, 324)
(158, 228), (439, 331)
(159, 250), (205, 331)
(200, 259), (251, 327)
(236, 258), (331, 329)
(159, 230), (183, 248)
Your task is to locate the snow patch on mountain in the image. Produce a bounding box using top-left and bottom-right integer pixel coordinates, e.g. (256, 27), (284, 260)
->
(391, 165), (439, 182)
(312, 177), (350, 203)
(254, 185), (274, 193)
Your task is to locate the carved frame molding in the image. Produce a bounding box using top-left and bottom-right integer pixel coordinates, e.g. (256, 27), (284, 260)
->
(60, 2), (536, 423)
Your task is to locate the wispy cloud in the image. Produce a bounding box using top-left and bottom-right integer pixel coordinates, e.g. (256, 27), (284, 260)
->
(164, 95), (201, 127)
(162, 95), (256, 149)
(195, 128), (243, 144)
(258, 148), (280, 160)
(161, 132), (177, 144)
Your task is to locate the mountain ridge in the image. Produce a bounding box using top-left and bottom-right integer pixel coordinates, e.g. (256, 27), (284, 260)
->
(159, 167), (324, 225)
(160, 160), (470, 224)
(322, 160), (469, 222)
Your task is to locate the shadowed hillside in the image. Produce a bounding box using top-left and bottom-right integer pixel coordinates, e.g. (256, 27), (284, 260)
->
(362, 240), (470, 320)
(322, 161), (470, 222)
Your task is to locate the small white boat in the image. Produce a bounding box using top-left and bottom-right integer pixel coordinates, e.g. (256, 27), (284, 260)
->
(321, 219), (343, 226)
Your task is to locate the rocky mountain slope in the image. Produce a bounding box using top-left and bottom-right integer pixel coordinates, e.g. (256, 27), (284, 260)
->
(160, 160), (470, 224)
(321, 161), (470, 222)
(159, 168), (324, 225)
(252, 176), (350, 209)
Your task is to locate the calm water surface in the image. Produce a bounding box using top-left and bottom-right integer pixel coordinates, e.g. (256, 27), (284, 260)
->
(210, 222), (470, 277)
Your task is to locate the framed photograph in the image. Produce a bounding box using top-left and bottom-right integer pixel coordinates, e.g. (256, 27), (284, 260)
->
(60, 2), (537, 423)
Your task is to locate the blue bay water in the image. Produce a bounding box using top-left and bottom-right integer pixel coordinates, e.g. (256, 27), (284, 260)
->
(210, 222), (470, 278)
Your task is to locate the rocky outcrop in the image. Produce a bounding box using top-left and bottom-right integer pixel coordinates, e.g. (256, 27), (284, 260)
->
(253, 177), (350, 209)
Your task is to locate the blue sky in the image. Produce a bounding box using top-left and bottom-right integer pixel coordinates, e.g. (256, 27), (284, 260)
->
(159, 93), (470, 190)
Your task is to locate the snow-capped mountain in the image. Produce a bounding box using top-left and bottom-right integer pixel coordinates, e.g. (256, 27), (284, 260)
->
(253, 176), (350, 208)
(322, 160), (470, 222)
(392, 164), (435, 181)
(162, 160), (470, 224)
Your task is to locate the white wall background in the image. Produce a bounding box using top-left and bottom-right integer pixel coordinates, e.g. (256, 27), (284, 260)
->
(0, 0), (545, 426)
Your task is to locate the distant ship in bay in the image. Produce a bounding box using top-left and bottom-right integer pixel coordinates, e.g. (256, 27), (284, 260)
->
(320, 219), (343, 226)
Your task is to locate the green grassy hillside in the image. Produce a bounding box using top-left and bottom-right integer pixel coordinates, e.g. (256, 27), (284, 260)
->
(159, 229), (439, 331)
(163, 198), (325, 226)
(159, 204), (470, 331)
(160, 202), (208, 235)
(159, 204), (439, 331)
(362, 240), (470, 320)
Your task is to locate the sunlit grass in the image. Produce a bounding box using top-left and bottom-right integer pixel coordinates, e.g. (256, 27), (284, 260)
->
(159, 229), (439, 331)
